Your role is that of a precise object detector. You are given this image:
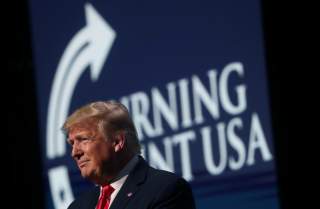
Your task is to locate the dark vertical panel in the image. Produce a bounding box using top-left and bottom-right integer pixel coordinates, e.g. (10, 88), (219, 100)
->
(8, 0), (44, 209)
(261, 1), (290, 209)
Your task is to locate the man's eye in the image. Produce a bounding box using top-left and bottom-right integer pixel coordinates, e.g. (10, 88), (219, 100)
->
(67, 139), (73, 146)
(79, 137), (92, 142)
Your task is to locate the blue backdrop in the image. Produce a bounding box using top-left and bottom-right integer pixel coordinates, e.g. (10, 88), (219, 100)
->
(29, 0), (280, 209)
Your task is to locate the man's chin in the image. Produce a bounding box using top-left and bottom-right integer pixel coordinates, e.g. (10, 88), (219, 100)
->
(80, 169), (98, 181)
(80, 168), (91, 178)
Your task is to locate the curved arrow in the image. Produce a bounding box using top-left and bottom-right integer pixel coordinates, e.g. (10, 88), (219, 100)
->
(46, 3), (116, 159)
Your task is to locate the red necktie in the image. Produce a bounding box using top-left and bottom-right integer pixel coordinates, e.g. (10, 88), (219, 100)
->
(96, 185), (115, 209)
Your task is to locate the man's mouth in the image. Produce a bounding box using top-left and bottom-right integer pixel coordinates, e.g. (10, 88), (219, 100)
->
(78, 160), (89, 168)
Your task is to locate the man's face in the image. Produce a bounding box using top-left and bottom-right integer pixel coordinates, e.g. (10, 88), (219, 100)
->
(67, 122), (115, 183)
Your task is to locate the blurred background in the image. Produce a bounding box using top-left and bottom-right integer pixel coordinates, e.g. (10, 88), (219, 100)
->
(8, 0), (290, 209)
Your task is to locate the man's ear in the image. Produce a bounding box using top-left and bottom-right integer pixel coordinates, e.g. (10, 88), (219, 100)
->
(113, 132), (125, 152)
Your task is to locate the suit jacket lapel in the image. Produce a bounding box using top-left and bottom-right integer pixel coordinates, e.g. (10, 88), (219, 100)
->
(109, 157), (149, 209)
(88, 186), (100, 209)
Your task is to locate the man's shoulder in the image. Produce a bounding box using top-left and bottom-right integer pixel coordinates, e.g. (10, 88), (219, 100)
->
(142, 166), (196, 208)
(148, 166), (182, 181)
(135, 157), (188, 184)
(146, 166), (191, 189)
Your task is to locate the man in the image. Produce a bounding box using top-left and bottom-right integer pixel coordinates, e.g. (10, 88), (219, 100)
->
(63, 100), (196, 209)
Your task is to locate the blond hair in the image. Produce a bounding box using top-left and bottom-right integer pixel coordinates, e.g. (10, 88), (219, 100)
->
(63, 100), (140, 154)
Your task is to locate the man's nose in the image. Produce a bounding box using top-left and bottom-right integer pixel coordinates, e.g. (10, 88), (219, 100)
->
(71, 143), (83, 159)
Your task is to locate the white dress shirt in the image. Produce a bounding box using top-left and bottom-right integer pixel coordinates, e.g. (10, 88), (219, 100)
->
(96, 155), (139, 208)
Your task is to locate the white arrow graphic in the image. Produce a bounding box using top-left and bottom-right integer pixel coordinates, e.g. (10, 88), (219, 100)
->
(46, 3), (116, 159)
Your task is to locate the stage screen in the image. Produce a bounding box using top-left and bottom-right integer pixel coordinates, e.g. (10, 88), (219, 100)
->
(29, 0), (281, 209)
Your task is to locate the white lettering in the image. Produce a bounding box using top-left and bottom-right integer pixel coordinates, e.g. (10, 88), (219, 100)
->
(178, 78), (193, 128)
(172, 130), (196, 181)
(130, 92), (156, 140)
(220, 62), (247, 115)
(152, 82), (178, 136)
(227, 117), (246, 170)
(247, 113), (273, 165)
(193, 70), (220, 124)
(148, 138), (174, 172)
(201, 124), (227, 175)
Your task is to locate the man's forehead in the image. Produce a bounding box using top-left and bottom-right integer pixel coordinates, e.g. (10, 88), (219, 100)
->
(68, 122), (98, 137)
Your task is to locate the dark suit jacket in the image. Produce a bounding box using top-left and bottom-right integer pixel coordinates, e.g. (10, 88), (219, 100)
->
(68, 156), (196, 209)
